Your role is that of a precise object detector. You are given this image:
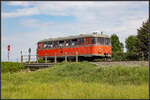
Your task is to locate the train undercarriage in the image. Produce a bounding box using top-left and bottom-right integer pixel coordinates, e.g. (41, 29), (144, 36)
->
(41, 55), (112, 62)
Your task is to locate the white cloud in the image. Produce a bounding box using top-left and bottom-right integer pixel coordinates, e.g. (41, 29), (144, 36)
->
(2, 1), (148, 18)
(7, 1), (33, 7)
(2, 7), (40, 18)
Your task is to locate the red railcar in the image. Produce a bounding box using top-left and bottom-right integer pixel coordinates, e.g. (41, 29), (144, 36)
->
(36, 32), (112, 61)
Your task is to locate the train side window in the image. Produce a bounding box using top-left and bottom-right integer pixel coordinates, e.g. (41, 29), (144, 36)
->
(87, 37), (92, 44)
(66, 40), (71, 46)
(105, 38), (110, 45)
(43, 42), (48, 49)
(59, 40), (64, 47)
(98, 37), (104, 45)
(78, 38), (84, 45)
(78, 38), (81, 45)
(72, 39), (77, 46)
(92, 37), (96, 44)
(53, 41), (59, 48)
(48, 41), (53, 48)
(86, 38), (88, 44)
(81, 38), (84, 45)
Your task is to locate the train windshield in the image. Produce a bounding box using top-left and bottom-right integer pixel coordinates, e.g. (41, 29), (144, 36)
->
(105, 38), (110, 45)
(38, 42), (43, 49)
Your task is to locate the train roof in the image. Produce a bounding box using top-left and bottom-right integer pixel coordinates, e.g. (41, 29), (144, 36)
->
(38, 32), (110, 43)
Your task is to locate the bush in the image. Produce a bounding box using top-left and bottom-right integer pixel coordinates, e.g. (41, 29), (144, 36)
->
(1, 62), (25, 73)
(37, 58), (51, 63)
(112, 51), (127, 61)
(38, 58), (45, 63)
(126, 52), (138, 61)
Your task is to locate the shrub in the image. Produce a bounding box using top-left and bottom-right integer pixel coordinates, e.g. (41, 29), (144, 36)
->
(38, 58), (45, 63)
(112, 51), (127, 61)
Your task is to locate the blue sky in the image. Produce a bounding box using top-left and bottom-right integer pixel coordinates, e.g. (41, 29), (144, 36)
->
(2, 1), (149, 62)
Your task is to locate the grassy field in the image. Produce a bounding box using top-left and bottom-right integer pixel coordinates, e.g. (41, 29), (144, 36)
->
(1, 61), (149, 99)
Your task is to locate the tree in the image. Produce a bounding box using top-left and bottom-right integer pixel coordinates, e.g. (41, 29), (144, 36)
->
(111, 34), (124, 60)
(125, 35), (138, 60)
(136, 19), (149, 60)
(111, 34), (123, 52)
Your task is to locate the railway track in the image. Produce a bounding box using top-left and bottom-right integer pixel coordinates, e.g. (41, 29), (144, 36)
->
(22, 61), (148, 71)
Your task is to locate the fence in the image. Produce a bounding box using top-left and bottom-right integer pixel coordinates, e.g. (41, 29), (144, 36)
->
(20, 52), (79, 64)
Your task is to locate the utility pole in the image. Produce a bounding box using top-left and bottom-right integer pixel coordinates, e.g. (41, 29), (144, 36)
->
(21, 50), (23, 64)
(8, 45), (10, 62)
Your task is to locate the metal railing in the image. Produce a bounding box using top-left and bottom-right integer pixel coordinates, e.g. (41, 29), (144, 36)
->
(20, 52), (79, 64)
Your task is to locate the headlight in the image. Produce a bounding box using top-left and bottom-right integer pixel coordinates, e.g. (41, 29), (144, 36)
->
(98, 48), (102, 53)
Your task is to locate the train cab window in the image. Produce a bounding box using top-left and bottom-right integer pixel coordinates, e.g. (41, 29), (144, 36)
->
(66, 40), (71, 46)
(98, 37), (104, 45)
(72, 39), (77, 46)
(105, 38), (110, 45)
(53, 41), (59, 48)
(43, 42), (48, 49)
(59, 40), (64, 47)
(48, 41), (53, 48)
(78, 38), (84, 45)
(92, 37), (96, 44)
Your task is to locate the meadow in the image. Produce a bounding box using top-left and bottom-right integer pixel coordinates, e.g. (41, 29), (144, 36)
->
(1, 61), (149, 99)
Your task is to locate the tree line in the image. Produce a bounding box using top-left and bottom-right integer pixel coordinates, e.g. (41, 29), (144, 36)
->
(111, 19), (149, 61)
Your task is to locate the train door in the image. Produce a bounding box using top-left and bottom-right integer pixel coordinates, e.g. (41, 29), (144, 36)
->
(59, 40), (64, 56)
(84, 37), (89, 55)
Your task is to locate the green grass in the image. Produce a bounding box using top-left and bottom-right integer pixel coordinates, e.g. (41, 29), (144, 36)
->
(1, 62), (25, 73)
(1, 61), (149, 99)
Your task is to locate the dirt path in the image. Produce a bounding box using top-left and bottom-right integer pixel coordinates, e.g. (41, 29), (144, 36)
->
(90, 61), (149, 67)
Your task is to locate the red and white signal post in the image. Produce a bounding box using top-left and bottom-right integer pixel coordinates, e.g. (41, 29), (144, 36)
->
(8, 45), (10, 61)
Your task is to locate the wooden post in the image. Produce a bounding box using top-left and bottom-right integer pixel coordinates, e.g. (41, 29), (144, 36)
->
(45, 54), (47, 63)
(28, 48), (31, 64)
(28, 55), (31, 64)
(36, 55), (38, 63)
(76, 51), (78, 63)
(20, 51), (23, 64)
(54, 53), (57, 63)
(21, 56), (23, 64)
(65, 52), (67, 62)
